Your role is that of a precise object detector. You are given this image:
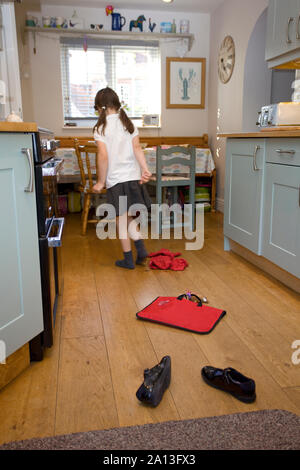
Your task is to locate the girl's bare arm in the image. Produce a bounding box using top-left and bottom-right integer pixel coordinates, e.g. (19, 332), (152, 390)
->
(93, 141), (108, 192)
(132, 136), (152, 183)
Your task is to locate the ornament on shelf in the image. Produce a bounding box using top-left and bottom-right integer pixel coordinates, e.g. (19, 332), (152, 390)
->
(149, 18), (156, 33)
(160, 22), (172, 33)
(56, 17), (68, 28)
(69, 10), (84, 29)
(6, 111), (23, 123)
(129, 15), (146, 32)
(105, 5), (114, 16)
(42, 16), (51, 27)
(25, 14), (38, 27)
(111, 13), (126, 31)
(180, 19), (190, 33)
(83, 36), (88, 52)
(171, 19), (176, 33)
(90, 24), (103, 31)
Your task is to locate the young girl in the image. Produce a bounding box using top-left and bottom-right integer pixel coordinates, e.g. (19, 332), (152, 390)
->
(92, 87), (152, 269)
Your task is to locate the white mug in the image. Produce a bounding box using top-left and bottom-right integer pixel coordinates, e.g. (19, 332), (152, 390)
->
(26, 15), (38, 27)
(56, 17), (66, 27)
(42, 16), (51, 27)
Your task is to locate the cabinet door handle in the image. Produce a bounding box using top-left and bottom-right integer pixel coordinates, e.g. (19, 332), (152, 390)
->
(253, 145), (260, 171)
(21, 147), (34, 192)
(287, 17), (294, 43)
(297, 14), (300, 39)
(276, 149), (296, 155)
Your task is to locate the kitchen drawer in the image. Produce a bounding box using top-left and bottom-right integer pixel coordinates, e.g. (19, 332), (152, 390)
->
(266, 139), (300, 167)
(227, 138), (264, 156)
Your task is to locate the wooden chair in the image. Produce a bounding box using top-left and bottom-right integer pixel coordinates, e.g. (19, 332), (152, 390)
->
(148, 145), (196, 234)
(74, 140), (106, 235)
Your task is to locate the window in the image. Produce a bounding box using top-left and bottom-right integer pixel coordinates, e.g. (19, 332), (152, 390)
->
(60, 38), (161, 126)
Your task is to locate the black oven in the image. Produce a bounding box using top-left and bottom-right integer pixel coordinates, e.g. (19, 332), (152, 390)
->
(29, 128), (64, 361)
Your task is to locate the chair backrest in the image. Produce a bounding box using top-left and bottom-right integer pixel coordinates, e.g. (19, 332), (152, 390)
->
(74, 139), (98, 190)
(156, 145), (196, 181)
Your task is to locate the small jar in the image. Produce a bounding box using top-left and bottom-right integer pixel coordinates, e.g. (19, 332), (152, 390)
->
(180, 19), (190, 34)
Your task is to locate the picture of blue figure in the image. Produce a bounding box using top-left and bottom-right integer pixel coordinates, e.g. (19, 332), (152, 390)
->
(178, 68), (196, 100)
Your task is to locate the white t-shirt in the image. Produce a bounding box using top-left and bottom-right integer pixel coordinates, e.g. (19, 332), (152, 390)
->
(93, 113), (140, 189)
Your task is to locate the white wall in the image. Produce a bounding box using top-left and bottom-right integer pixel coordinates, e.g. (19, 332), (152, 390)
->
(242, 8), (272, 132)
(16, 3), (210, 138)
(208, 0), (269, 210)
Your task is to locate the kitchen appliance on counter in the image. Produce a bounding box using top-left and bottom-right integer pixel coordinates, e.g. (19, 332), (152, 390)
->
(256, 102), (300, 128)
(29, 128), (64, 361)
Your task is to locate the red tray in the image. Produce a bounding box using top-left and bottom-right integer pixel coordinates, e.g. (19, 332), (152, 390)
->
(136, 296), (226, 334)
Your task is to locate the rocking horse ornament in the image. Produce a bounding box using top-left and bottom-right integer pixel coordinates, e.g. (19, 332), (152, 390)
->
(129, 15), (146, 32)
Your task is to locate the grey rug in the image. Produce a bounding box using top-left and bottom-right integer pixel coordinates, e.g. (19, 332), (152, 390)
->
(1, 410), (299, 450)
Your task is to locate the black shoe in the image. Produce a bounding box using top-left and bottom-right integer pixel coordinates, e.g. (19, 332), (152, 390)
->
(201, 366), (256, 403)
(136, 356), (171, 407)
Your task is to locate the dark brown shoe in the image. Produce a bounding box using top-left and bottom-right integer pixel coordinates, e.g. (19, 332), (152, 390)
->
(201, 366), (256, 403)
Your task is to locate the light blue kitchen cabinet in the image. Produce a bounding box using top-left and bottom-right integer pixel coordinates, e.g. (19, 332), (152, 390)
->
(266, 0), (300, 67)
(224, 139), (265, 254)
(263, 163), (300, 278)
(0, 133), (43, 358)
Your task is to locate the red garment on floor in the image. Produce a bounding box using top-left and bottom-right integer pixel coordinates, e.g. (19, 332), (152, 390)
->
(148, 249), (188, 271)
(171, 258), (188, 271)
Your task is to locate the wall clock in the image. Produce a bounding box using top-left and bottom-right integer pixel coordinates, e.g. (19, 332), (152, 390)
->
(218, 35), (235, 84)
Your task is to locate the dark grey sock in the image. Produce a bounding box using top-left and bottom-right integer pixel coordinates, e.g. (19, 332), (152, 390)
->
(134, 239), (148, 265)
(115, 251), (135, 269)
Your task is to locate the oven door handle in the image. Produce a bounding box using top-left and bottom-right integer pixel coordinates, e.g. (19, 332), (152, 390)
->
(47, 217), (65, 247)
(21, 147), (34, 192)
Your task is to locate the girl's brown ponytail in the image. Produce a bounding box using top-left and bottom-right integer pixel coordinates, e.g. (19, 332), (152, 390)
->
(93, 107), (107, 136)
(119, 107), (134, 135)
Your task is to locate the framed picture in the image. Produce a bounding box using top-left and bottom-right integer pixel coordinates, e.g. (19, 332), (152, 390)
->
(166, 57), (206, 109)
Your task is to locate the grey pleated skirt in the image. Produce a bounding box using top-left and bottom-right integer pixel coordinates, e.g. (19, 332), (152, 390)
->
(106, 180), (152, 216)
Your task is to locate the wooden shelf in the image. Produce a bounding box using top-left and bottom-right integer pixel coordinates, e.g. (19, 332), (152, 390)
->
(24, 26), (194, 51)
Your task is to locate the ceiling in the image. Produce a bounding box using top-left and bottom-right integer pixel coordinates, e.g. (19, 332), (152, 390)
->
(33, 0), (225, 14)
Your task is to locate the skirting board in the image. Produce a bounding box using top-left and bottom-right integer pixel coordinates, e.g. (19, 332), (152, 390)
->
(0, 344), (30, 391)
(229, 240), (300, 294)
(216, 198), (224, 213)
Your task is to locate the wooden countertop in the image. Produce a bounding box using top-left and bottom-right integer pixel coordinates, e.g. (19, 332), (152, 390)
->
(0, 122), (38, 132)
(218, 128), (300, 138)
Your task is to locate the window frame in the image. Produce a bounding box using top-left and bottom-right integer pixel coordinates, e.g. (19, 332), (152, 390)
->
(60, 37), (161, 126)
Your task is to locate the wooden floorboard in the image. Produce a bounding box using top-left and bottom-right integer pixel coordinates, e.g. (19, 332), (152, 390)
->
(148, 252), (299, 415)
(185, 250), (300, 389)
(54, 335), (119, 435)
(90, 235), (180, 427)
(0, 212), (299, 445)
(0, 296), (62, 443)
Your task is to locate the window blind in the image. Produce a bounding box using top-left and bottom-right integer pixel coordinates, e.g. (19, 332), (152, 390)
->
(60, 37), (161, 121)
